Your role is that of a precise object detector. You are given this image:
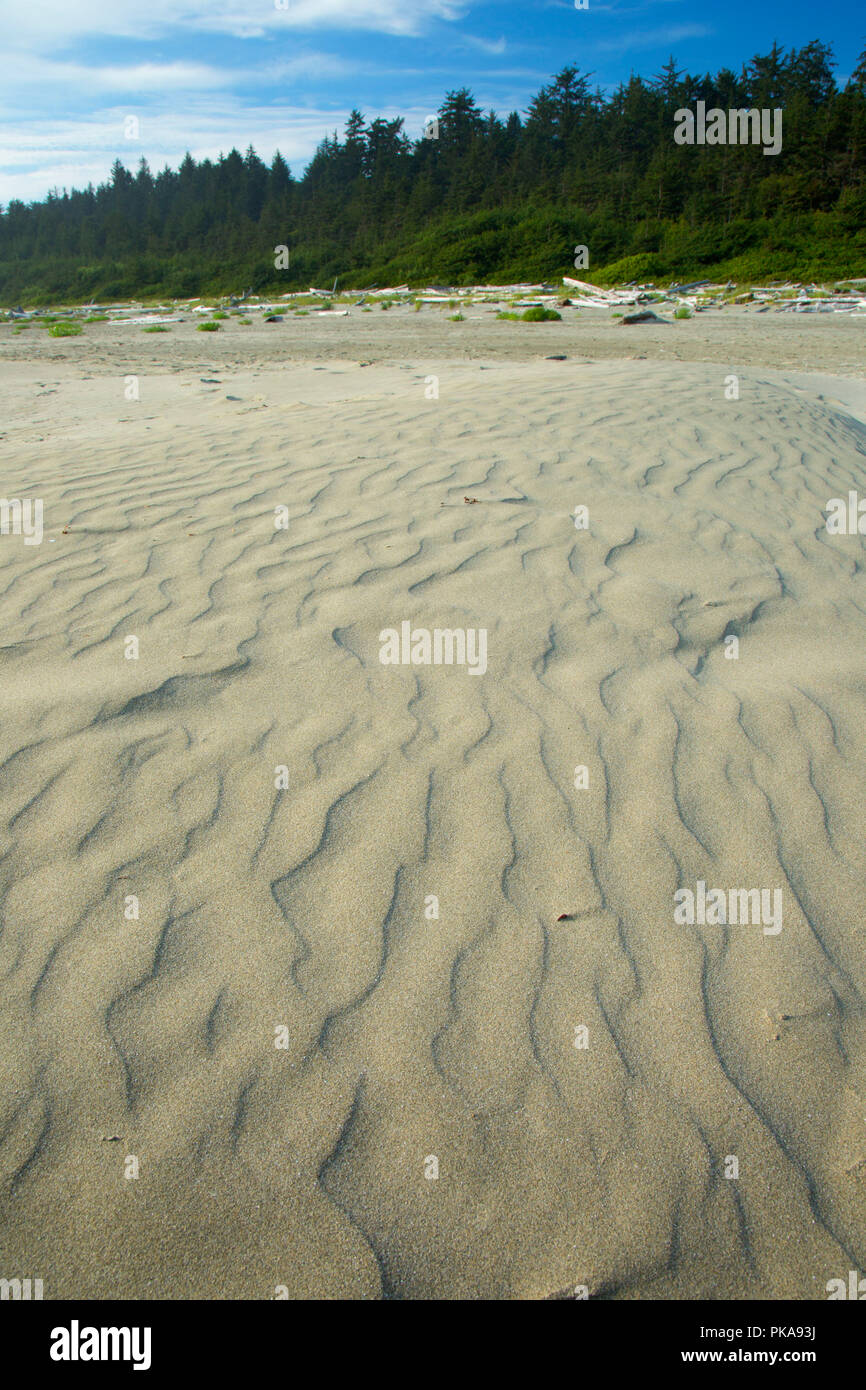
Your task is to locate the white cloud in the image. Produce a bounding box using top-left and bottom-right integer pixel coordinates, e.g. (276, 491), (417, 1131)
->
(4, 59), (235, 95)
(0, 0), (466, 47)
(0, 99), (439, 202)
(0, 51), (354, 102)
(595, 23), (713, 52)
(463, 34), (507, 56)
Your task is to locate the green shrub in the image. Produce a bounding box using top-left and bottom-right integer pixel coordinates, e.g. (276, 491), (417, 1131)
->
(48, 321), (83, 337)
(521, 305), (561, 322)
(196, 321), (220, 331)
(449, 312), (465, 321)
(143, 325), (169, 332)
(593, 253), (659, 286)
(212, 310), (229, 319)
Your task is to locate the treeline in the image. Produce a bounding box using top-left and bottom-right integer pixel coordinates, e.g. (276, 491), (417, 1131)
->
(2, 39), (866, 303)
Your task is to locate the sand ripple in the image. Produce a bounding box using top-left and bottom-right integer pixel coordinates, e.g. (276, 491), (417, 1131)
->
(0, 358), (864, 1297)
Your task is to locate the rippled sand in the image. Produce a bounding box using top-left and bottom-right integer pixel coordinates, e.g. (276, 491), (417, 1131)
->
(0, 311), (864, 1298)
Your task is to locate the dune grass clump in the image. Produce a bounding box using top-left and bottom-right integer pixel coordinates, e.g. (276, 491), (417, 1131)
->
(143, 324), (169, 332)
(496, 306), (562, 323)
(449, 312), (465, 321)
(85, 313), (109, 322)
(48, 321), (83, 337)
(674, 306), (692, 319)
(212, 310), (229, 319)
(196, 321), (220, 331)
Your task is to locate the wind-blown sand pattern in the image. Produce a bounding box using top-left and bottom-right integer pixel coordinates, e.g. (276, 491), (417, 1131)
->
(0, 317), (865, 1299)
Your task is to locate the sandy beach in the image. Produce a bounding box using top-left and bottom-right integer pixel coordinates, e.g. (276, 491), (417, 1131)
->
(0, 305), (864, 1299)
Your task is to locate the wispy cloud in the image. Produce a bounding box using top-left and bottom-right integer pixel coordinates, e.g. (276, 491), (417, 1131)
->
(462, 33), (507, 56)
(538, 0), (685, 10)
(1, 59), (237, 96)
(595, 23), (713, 52)
(0, 99), (441, 202)
(0, 0), (467, 48)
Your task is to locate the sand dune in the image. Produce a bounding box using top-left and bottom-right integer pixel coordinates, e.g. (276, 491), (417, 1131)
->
(0, 319), (865, 1298)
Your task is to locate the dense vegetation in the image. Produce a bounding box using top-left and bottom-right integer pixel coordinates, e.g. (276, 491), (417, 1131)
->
(2, 40), (865, 303)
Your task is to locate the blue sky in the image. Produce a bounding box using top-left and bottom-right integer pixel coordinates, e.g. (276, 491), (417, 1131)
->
(0, 0), (862, 205)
